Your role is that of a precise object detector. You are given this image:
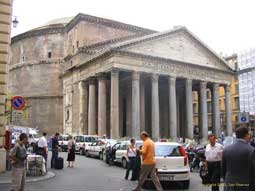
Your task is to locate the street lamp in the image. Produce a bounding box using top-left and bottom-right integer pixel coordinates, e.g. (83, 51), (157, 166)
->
(12, 16), (18, 28)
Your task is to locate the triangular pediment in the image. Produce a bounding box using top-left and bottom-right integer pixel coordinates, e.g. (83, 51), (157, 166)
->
(114, 28), (232, 72)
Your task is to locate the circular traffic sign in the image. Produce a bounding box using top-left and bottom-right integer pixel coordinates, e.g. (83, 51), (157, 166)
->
(241, 116), (247, 122)
(11, 96), (26, 110)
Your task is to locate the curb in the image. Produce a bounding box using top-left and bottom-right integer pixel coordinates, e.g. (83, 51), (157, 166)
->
(0, 171), (56, 184)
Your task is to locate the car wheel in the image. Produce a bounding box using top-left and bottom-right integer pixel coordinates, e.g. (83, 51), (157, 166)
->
(122, 158), (128, 169)
(99, 152), (103, 160)
(85, 150), (89, 157)
(102, 151), (106, 162)
(182, 180), (190, 189)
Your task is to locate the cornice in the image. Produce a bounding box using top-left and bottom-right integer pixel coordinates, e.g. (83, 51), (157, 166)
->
(9, 59), (64, 71)
(65, 13), (156, 33)
(11, 26), (65, 44)
(63, 49), (236, 79)
(11, 13), (155, 44)
(113, 50), (235, 75)
(24, 95), (63, 99)
(64, 32), (152, 61)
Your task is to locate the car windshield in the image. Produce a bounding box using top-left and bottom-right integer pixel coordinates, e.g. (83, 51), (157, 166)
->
(59, 136), (68, 141)
(155, 145), (182, 157)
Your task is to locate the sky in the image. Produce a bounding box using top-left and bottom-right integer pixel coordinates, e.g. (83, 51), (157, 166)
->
(12, 0), (255, 55)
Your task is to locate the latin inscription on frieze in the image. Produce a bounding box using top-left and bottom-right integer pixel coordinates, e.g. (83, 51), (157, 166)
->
(142, 61), (230, 82)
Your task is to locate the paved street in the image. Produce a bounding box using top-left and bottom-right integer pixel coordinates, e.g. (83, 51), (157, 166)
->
(1, 152), (213, 191)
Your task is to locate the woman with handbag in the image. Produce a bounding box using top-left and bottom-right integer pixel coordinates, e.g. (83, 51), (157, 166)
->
(67, 135), (76, 168)
(125, 138), (137, 181)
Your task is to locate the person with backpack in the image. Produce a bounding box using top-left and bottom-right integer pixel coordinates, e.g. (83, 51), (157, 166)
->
(67, 135), (76, 168)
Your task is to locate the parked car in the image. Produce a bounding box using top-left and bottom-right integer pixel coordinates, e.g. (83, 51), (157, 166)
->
(153, 142), (190, 189)
(103, 139), (118, 162)
(106, 140), (143, 168)
(74, 135), (99, 155)
(85, 140), (105, 158)
(58, 135), (69, 152)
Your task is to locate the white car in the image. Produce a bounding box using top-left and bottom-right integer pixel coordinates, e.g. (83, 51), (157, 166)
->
(85, 140), (105, 159)
(58, 135), (69, 152)
(154, 142), (190, 189)
(74, 135), (99, 155)
(113, 141), (190, 189)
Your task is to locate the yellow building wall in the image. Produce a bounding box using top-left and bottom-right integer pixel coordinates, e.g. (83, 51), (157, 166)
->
(193, 75), (240, 131)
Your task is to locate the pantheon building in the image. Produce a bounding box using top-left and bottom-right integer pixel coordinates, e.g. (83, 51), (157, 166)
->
(9, 13), (234, 140)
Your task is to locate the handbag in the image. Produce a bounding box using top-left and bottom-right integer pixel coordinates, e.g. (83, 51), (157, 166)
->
(199, 163), (210, 185)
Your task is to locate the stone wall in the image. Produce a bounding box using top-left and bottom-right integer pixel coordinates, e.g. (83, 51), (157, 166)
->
(66, 20), (136, 55)
(21, 96), (63, 135)
(10, 33), (65, 65)
(9, 31), (65, 134)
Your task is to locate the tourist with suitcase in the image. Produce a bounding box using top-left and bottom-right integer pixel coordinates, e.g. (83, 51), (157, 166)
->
(51, 132), (60, 169)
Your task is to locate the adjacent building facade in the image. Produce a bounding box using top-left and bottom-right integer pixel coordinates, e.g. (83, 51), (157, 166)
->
(193, 54), (240, 140)
(0, 0), (12, 172)
(9, 13), (235, 140)
(238, 49), (255, 114)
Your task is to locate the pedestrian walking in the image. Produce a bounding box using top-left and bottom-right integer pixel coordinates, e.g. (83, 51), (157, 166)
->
(9, 133), (28, 191)
(51, 132), (60, 169)
(222, 127), (255, 191)
(67, 135), (76, 168)
(205, 133), (223, 191)
(37, 132), (48, 169)
(132, 131), (163, 191)
(125, 138), (137, 181)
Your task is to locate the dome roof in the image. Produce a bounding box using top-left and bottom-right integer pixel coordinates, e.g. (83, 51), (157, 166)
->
(31, 16), (74, 31)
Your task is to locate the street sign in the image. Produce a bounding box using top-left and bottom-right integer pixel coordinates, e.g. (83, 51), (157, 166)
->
(11, 96), (26, 110)
(11, 110), (23, 123)
(239, 112), (249, 123)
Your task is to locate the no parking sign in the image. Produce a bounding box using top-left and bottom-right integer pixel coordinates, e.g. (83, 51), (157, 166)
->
(11, 96), (26, 110)
(239, 112), (249, 124)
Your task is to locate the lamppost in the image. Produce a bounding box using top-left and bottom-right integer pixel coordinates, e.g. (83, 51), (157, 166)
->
(12, 16), (19, 28)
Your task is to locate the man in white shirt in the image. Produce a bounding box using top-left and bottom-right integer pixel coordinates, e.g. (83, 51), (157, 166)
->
(37, 132), (48, 168)
(205, 133), (223, 191)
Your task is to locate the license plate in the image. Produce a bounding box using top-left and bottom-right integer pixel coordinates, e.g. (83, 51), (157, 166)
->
(159, 175), (174, 181)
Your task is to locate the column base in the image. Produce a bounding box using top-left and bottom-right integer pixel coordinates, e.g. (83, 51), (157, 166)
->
(0, 148), (6, 172)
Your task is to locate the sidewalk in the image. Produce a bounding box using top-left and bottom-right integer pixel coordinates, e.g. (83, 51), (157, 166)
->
(0, 171), (55, 184)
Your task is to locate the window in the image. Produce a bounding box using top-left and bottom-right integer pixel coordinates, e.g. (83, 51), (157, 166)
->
(66, 109), (69, 121)
(76, 41), (79, 48)
(193, 103), (197, 114)
(155, 145), (182, 157)
(207, 102), (212, 113)
(48, 52), (52, 58)
(235, 115), (238, 122)
(234, 97), (240, 110)
(72, 45), (75, 53)
(235, 84), (239, 94)
(22, 56), (25, 62)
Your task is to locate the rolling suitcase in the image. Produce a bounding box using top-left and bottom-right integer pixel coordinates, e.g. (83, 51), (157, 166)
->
(55, 157), (64, 170)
